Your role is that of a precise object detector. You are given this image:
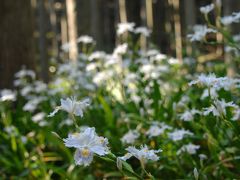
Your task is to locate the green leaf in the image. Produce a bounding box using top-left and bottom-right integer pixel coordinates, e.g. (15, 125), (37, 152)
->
(98, 95), (114, 127)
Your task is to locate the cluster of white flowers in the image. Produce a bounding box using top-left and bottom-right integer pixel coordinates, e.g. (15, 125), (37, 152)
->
(61, 35), (95, 52)
(0, 89), (16, 102)
(117, 22), (135, 35)
(117, 22), (151, 37)
(23, 96), (47, 112)
(189, 74), (239, 90)
(63, 127), (109, 166)
(15, 69), (36, 80)
(187, 25), (217, 42)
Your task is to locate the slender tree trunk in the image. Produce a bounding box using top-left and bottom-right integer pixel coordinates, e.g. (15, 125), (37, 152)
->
(102, 0), (116, 52)
(66, 0), (78, 61)
(61, 14), (69, 60)
(48, 0), (60, 61)
(145, 0), (153, 29)
(171, 0), (182, 62)
(0, 0), (35, 88)
(37, 0), (49, 82)
(152, 0), (170, 54)
(76, 0), (90, 36)
(125, 0), (141, 26)
(90, 0), (104, 49)
(118, 0), (127, 23)
(183, 0), (196, 56)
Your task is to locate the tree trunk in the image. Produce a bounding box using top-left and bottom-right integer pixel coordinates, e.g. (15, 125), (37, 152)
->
(37, 0), (49, 82)
(183, 0), (196, 56)
(66, 0), (78, 61)
(0, 0), (35, 88)
(152, 0), (170, 54)
(171, 0), (182, 62)
(125, 0), (141, 26)
(48, 0), (60, 61)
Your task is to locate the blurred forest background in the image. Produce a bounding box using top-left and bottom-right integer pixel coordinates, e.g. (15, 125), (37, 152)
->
(0, 0), (240, 88)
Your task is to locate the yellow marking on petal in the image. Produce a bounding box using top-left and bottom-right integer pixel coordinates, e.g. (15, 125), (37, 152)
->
(99, 137), (104, 144)
(150, 140), (155, 148)
(72, 133), (79, 137)
(81, 148), (90, 157)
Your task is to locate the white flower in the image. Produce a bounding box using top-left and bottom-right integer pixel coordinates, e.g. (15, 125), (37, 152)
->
(121, 130), (140, 144)
(201, 88), (218, 99)
(187, 25), (216, 42)
(113, 43), (128, 55)
(168, 129), (193, 141)
(21, 136), (28, 144)
(215, 77), (239, 90)
(145, 49), (159, 57)
(179, 109), (201, 121)
(32, 112), (45, 123)
(131, 94), (141, 104)
(189, 73), (218, 87)
(34, 81), (47, 93)
(15, 69), (36, 79)
(86, 62), (98, 72)
(199, 154), (207, 160)
(4, 125), (18, 136)
(179, 111), (193, 121)
(77, 35), (94, 44)
(177, 143), (200, 155)
(93, 70), (114, 85)
(23, 96), (46, 112)
(119, 145), (161, 164)
(146, 123), (171, 137)
(0, 89), (16, 102)
(152, 53), (167, 62)
(48, 97), (90, 117)
(203, 99), (237, 117)
(175, 95), (191, 109)
(63, 127), (109, 166)
(140, 64), (154, 74)
(193, 167), (199, 180)
(232, 108), (240, 121)
(169, 57), (179, 64)
(88, 51), (106, 61)
(134, 27), (151, 37)
(61, 42), (72, 52)
(20, 85), (33, 97)
(221, 12), (240, 25)
(190, 74), (239, 91)
(59, 118), (74, 127)
(146, 125), (164, 137)
(117, 22), (135, 35)
(200, 4), (214, 14)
